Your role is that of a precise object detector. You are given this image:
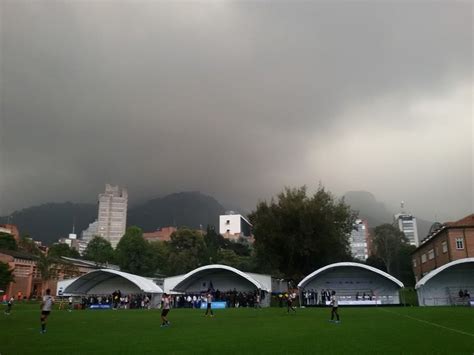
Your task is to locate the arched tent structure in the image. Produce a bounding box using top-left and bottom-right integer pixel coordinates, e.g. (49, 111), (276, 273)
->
(170, 264), (272, 307)
(298, 262), (404, 305)
(64, 269), (163, 306)
(415, 258), (474, 306)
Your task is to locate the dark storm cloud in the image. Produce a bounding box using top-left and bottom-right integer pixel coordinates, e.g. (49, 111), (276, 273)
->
(0, 1), (472, 221)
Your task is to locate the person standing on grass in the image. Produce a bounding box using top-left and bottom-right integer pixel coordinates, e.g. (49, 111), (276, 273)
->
(329, 290), (340, 323)
(205, 292), (214, 317)
(4, 296), (14, 315)
(287, 292), (296, 313)
(160, 293), (171, 327)
(68, 296), (73, 312)
(40, 289), (54, 334)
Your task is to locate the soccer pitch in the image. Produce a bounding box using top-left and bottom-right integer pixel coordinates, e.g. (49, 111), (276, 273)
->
(1, 305), (473, 354)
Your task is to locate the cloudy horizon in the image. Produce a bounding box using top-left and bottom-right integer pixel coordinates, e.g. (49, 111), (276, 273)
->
(1, 1), (472, 222)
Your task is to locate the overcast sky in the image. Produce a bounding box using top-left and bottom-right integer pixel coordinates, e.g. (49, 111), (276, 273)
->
(0, 1), (472, 222)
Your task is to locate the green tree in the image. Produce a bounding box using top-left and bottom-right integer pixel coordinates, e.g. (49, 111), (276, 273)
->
(0, 232), (17, 251)
(373, 224), (408, 275)
(249, 186), (356, 281)
(83, 236), (115, 265)
(216, 249), (240, 267)
(0, 261), (14, 291)
(48, 243), (80, 259)
(115, 226), (157, 276)
(166, 228), (207, 275)
(18, 235), (41, 255)
(148, 241), (170, 275)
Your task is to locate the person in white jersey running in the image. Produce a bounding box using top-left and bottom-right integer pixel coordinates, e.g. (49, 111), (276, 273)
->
(40, 289), (54, 333)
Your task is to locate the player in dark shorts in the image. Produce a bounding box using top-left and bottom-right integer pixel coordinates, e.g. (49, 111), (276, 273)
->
(330, 290), (340, 323)
(205, 292), (214, 317)
(40, 289), (54, 333)
(4, 297), (14, 315)
(161, 293), (171, 327)
(287, 293), (296, 313)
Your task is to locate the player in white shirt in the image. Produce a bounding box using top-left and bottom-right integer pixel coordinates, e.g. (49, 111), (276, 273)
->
(68, 296), (73, 312)
(4, 297), (14, 315)
(204, 292), (214, 317)
(161, 293), (171, 327)
(329, 290), (340, 323)
(40, 289), (54, 333)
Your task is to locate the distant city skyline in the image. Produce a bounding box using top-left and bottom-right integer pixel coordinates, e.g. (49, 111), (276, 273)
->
(1, 2), (472, 223)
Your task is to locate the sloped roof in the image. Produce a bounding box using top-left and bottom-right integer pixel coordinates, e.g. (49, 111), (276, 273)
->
(445, 214), (474, 228)
(297, 262), (404, 288)
(172, 264), (270, 292)
(64, 269), (163, 294)
(415, 258), (474, 289)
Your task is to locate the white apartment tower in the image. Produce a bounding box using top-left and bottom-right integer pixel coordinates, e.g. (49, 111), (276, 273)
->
(350, 219), (370, 261)
(97, 184), (128, 248)
(394, 202), (419, 247)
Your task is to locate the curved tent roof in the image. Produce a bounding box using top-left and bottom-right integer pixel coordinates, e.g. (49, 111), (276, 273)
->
(172, 264), (270, 292)
(64, 269), (163, 294)
(415, 257), (474, 289)
(297, 262), (404, 289)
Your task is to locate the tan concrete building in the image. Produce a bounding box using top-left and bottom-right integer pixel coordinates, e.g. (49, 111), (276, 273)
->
(412, 214), (474, 282)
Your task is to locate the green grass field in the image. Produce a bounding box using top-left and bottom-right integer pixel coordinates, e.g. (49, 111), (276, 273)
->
(1, 304), (473, 354)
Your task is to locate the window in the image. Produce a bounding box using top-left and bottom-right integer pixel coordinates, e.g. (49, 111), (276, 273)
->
(442, 241), (448, 253)
(413, 258), (417, 267)
(428, 249), (435, 260)
(456, 238), (464, 250)
(421, 254), (427, 263)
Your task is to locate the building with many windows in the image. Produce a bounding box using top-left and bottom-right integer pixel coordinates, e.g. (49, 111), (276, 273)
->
(97, 184), (128, 248)
(350, 219), (370, 261)
(394, 212), (419, 246)
(411, 214), (474, 282)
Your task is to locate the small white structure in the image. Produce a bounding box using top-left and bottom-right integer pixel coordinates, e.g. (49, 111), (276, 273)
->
(415, 258), (474, 306)
(62, 269), (163, 306)
(298, 262), (404, 305)
(166, 264), (273, 307)
(219, 213), (252, 239)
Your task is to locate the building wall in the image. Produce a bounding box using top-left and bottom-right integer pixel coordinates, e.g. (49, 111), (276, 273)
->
(219, 214), (253, 239)
(97, 184), (128, 248)
(350, 220), (369, 261)
(394, 214), (419, 246)
(143, 227), (177, 242)
(412, 227), (474, 282)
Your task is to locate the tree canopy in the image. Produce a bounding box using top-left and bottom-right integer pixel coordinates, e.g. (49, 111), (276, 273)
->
(249, 186), (356, 281)
(48, 243), (80, 259)
(115, 226), (157, 276)
(0, 232), (17, 251)
(83, 236), (115, 265)
(370, 224), (415, 286)
(0, 261), (14, 291)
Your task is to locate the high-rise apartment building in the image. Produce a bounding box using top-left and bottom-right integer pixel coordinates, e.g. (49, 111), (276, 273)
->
(350, 219), (370, 261)
(394, 213), (419, 246)
(97, 184), (128, 248)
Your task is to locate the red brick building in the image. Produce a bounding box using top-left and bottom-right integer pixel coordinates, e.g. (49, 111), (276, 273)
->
(0, 249), (41, 299)
(143, 227), (178, 242)
(412, 214), (474, 282)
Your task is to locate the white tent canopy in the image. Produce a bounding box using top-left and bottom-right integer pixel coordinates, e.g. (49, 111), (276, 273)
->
(64, 269), (163, 295)
(415, 258), (474, 306)
(298, 262), (404, 305)
(171, 264), (271, 293)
